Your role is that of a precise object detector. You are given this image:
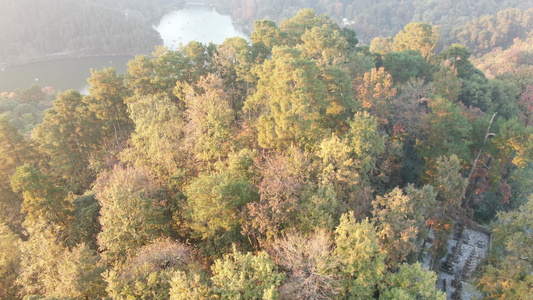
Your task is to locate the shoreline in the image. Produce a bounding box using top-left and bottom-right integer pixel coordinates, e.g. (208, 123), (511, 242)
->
(0, 52), (144, 69)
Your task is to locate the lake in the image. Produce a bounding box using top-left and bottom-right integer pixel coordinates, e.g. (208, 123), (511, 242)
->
(0, 6), (246, 94)
(154, 6), (247, 49)
(0, 56), (132, 94)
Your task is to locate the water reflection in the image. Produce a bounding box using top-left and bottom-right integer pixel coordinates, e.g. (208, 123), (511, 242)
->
(154, 6), (247, 49)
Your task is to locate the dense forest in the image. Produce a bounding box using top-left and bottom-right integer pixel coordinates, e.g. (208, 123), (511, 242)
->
(0, 0), (181, 65)
(216, 0), (533, 44)
(4, 0), (533, 66)
(1, 6), (533, 300)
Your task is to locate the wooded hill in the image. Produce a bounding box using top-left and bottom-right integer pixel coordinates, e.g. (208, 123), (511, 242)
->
(0, 8), (532, 300)
(0, 0), (181, 65)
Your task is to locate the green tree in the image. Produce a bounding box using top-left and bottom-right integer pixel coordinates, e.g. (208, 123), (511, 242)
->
(381, 50), (432, 84)
(404, 184), (437, 243)
(370, 37), (393, 55)
(170, 270), (213, 300)
(16, 222), (66, 297)
(299, 23), (350, 68)
(0, 222), (21, 299)
(184, 162), (258, 240)
(95, 166), (169, 264)
(33, 90), (100, 192)
(320, 66), (355, 131)
(379, 262), (445, 300)
(426, 155), (468, 267)
(211, 248), (285, 299)
(122, 94), (188, 179)
(245, 47), (327, 150)
(372, 188), (419, 268)
(52, 244), (107, 299)
(85, 67), (133, 170)
(334, 213), (386, 299)
(392, 23), (439, 60)
(184, 74), (236, 163)
(10, 164), (72, 235)
(492, 117), (533, 168)
(250, 19), (285, 58)
(478, 194), (533, 298)
(347, 111), (386, 175)
(0, 116), (35, 234)
(279, 9), (335, 47)
(417, 97), (472, 167)
(69, 194), (101, 250)
(432, 65), (462, 103)
(211, 37), (255, 113)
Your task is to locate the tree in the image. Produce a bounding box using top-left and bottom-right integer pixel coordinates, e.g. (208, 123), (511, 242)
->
(417, 97), (472, 167)
(279, 9), (335, 47)
(370, 37), (393, 55)
(245, 46), (327, 150)
(52, 244), (107, 299)
(211, 248), (285, 299)
(0, 116), (35, 234)
(95, 166), (169, 264)
(69, 194), (101, 250)
(432, 65), (462, 103)
(170, 270), (213, 300)
(354, 67), (397, 126)
(0, 222), (21, 299)
(320, 66), (355, 131)
(10, 164), (72, 235)
(392, 23), (439, 60)
(492, 117), (533, 168)
(299, 23), (350, 68)
(122, 94), (189, 179)
(85, 67), (133, 169)
(33, 90), (100, 192)
(125, 54), (157, 97)
(184, 162), (258, 240)
(243, 150), (311, 244)
(437, 44), (493, 112)
(211, 37), (255, 113)
(426, 155), (468, 267)
(347, 111), (386, 175)
(316, 134), (362, 215)
(478, 194), (533, 298)
(269, 230), (338, 299)
(381, 50), (432, 84)
(250, 19), (285, 58)
(334, 213), (386, 299)
(105, 239), (192, 300)
(379, 262), (445, 300)
(372, 188), (419, 268)
(16, 222), (67, 297)
(404, 184), (437, 243)
(184, 74), (236, 163)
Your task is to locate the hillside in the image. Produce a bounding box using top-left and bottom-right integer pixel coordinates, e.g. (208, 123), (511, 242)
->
(0, 7), (532, 300)
(0, 0), (181, 65)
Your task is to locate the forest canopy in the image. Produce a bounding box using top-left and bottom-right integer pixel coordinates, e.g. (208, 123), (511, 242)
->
(1, 5), (533, 300)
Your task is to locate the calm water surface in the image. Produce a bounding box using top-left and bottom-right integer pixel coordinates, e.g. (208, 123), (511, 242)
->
(154, 6), (247, 49)
(0, 6), (246, 94)
(0, 56), (132, 94)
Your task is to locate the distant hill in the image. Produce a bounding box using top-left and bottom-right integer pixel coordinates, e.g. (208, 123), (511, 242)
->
(213, 0), (533, 45)
(0, 0), (182, 65)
